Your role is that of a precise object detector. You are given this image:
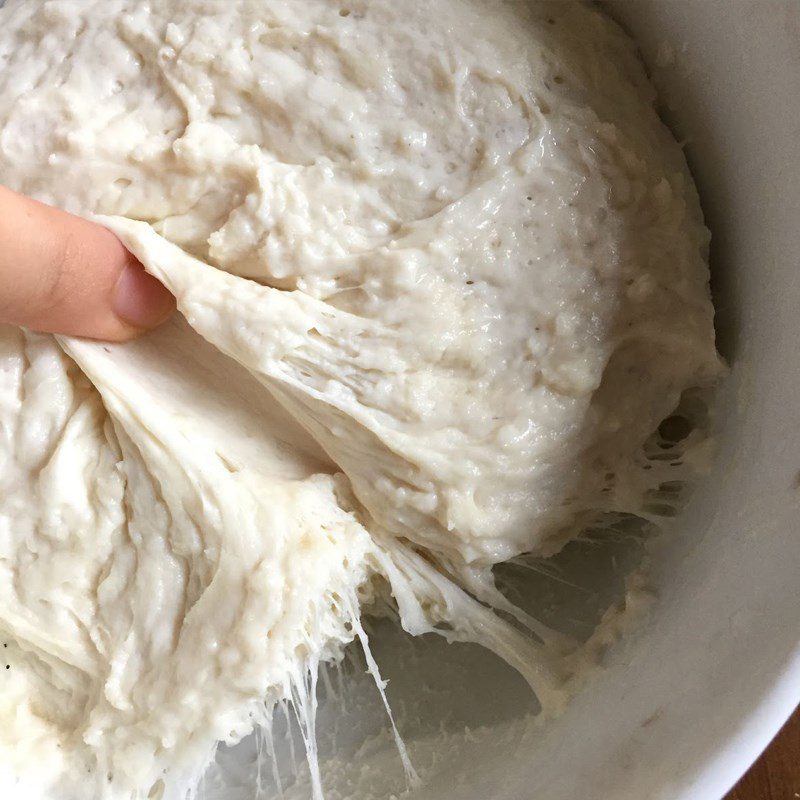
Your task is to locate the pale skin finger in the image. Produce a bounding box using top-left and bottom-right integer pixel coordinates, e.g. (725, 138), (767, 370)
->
(0, 185), (175, 341)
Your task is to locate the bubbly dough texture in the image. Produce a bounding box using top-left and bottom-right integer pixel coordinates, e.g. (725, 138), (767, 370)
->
(0, 1), (722, 798)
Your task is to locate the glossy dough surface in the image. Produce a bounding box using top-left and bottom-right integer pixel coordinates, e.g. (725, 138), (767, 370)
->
(0, 2), (720, 798)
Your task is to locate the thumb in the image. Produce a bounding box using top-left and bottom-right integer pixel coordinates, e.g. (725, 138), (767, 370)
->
(0, 185), (175, 341)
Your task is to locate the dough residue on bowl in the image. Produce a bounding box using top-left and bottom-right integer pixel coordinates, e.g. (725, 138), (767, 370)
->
(0, 1), (722, 798)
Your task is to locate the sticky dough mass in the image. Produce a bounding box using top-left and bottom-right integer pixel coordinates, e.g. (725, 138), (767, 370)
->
(0, 1), (722, 798)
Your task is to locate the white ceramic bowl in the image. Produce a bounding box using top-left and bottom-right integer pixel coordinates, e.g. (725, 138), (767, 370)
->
(206, 3), (800, 798)
(540, 3), (800, 797)
(453, 2), (800, 797)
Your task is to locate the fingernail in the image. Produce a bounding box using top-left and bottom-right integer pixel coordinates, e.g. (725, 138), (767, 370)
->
(112, 259), (176, 329)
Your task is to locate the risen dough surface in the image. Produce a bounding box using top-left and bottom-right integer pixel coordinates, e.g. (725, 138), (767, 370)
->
(0, 1), (721, 798)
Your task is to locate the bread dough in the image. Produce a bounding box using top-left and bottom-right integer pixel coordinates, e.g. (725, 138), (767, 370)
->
(0, 1), (722, 798)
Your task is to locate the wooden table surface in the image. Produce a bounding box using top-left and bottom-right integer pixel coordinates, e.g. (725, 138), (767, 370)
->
(726, 705), (800, 799)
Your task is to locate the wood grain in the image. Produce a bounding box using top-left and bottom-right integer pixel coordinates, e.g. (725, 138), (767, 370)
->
(726, 705), (800, 799)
